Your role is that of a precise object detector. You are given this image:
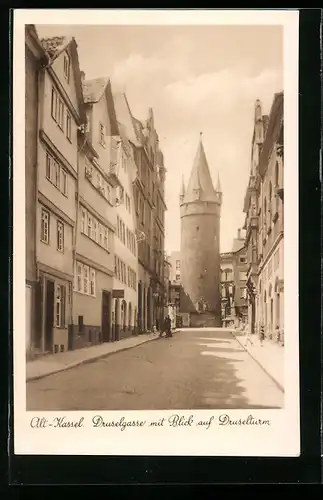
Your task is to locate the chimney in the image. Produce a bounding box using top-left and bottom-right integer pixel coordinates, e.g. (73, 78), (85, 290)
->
(238, 229), (241, 239)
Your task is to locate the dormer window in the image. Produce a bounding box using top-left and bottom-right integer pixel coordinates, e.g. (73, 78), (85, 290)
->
(63, 52), (70, 83)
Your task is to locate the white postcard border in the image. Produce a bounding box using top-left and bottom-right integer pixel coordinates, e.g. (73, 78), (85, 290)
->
(13, 9), (300, 457)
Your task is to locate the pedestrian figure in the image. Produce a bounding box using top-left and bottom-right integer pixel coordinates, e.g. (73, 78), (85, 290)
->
(155, 318), (159, 335)
(244, 323), (253, 347)
(159, 316), (169, 338)
(259, 323), (265, 346)
(164, 315), (172, 338)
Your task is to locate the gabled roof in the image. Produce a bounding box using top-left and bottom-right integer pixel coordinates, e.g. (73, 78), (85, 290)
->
(83, 77), (110, 104)
(40, 36), (72, 61)
(112, 92), (141, 147)
(182, 136), (218, 204)
(39, 34), (86, 125)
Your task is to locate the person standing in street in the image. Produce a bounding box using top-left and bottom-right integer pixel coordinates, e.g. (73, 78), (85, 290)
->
(244, 322), (253, 347)
(166, 315), (173, 337)
(159, 316), (171, 338)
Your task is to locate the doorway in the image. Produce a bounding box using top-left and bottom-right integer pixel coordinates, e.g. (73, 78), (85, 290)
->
(101, 291), (111, 342)
(45, 279), (54, 352)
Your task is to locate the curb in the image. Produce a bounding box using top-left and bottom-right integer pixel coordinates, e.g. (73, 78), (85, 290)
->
(230, 330), (284, 393)
(26, 334), (160, 383)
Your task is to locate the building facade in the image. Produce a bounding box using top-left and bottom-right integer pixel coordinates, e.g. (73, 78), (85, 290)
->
(112, 125), (138, 340)
(72, 76), (118, 348)
(25, 27), (168, 358)
(132, 109), (167, 332)
(109, 93), (141, 339)
(169, 251), (181, 284)
(34, 35), (86, 355)
(220, 230), (248, 327)
(244, 93), (284, 343)
(179, 135), (222, 327)
(25, 26), (48, 358)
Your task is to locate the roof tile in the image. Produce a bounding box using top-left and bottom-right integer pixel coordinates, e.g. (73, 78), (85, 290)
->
(40, 36), (70, 58)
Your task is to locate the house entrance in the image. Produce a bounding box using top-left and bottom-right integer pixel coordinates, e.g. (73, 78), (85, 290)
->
(102, 291), (111, 342)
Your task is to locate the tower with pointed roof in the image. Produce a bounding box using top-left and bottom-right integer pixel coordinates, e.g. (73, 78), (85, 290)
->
(180, 134), (222, 326)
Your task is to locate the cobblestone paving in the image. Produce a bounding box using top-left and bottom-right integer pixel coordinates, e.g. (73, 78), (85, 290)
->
(26, 329), (284, 411)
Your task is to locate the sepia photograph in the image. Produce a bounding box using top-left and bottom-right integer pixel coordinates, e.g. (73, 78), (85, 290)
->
(14, 9), (299, 457)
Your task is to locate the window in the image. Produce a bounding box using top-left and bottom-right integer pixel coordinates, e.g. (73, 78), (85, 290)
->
(75, 261), (96, 297)
(99, 224), (103, 246)
(61, 169), (67, 195)
(77, 263), (82, 292)
(240, 287), (247, 300)
(104, 228), (108, 249)
(80, 209), (85, 234)
(93, 220), (98, 243)
(41, 209), (50, 243)
(51, 87), (64, 129)
(66, 112), (72, 141)
(63, 52), (70, 83)
(99, 123), (105, 146)
(176, 260), (180, 269)
(56, 221), (64, 252)
(46, 152), (51, 179)
(87, 215), (92, 238)
(224, 269), (232, 281)
(90, 269), (96, 296)
(83, 266), (89, 294)
(239, 271), (247, 281)
(239, 257), (246, 263)
(122, 222), (126, 244)
(176, 274), (180, 281)
(54, 159), (60, 188)
(46, 151), (68, 196)
(55, 284), (66, 328)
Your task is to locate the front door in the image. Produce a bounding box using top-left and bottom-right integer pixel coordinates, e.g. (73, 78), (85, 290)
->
(102, 291), (111, 342)
(45, 279), (54, 352)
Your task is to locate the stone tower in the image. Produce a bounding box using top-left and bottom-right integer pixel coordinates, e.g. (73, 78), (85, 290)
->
(180, 134), (222, 327)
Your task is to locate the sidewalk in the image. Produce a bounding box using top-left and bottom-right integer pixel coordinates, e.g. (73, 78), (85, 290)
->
(26, 331), (161, 382)
(232, 330), (284, 392)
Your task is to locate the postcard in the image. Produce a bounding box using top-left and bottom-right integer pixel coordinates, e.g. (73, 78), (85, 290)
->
(14, 8), (299, 456)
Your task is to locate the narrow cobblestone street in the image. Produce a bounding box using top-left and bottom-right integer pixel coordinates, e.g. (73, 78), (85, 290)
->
(26, 329), (284, 411)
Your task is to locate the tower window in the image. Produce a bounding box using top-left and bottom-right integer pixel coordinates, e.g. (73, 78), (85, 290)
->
(196, 226), (199, 231)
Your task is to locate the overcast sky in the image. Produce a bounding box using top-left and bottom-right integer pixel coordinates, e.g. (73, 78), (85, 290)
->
(36, 24), (283, 253)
